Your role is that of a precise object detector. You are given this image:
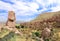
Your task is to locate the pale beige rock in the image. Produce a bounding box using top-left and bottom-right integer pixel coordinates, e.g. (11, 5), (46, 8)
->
(41, 27), (51, 38)
(40, 38), (44, 41)
(6, 11), (16, 28)
(6, 21), (15, 28)
(8, 11), (15, 20)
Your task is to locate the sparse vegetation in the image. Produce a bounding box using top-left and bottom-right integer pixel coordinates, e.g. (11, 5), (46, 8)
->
(15, 24), (20, 29)
(0, 11), (60, 41)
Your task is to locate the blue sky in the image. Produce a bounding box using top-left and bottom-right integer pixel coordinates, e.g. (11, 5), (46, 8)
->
(0, 0), (60, 22)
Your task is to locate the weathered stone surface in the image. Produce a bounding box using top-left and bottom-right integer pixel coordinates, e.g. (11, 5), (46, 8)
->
(41, 27), (51, 39)
(40, 38), (44, 41)
(6, 11), (16, 28)
(8, 11), (15, 20)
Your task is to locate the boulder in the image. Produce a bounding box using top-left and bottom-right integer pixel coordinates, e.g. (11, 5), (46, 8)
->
(41, 27), (51, 39)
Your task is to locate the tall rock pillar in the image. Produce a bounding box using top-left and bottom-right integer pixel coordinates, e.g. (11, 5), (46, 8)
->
(6, 11), (16, 28)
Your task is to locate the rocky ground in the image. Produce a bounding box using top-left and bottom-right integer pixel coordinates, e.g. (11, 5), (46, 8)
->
(0, 11), (60, 41)
(0, 24), (60, 41)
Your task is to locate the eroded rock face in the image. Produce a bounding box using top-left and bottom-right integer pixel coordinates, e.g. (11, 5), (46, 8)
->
(6, 11), (16, 28)
(41, 27), (51, 39)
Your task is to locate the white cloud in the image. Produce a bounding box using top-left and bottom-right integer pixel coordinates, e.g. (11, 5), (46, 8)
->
(0, 1), (14, 11)
(0, 0), (39, 21)
(12, 1), (39, 16)
(51, 6), (60, 12)
(29, 2), (39, 10)
(0, 0), (39, 16)
(0, 0), (60, 21)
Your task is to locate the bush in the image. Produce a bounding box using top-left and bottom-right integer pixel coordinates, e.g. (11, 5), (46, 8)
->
(34, 32), (40, 37)
(15, 24), (20, 29)
(44, 39), (50, 41)
(20, 25), (24, 28)
(15, 25), (20, 29)
(32, 31), (41, 37)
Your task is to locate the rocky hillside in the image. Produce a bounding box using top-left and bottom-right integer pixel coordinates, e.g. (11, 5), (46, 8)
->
(33, 11), (60, 21)
(20, 11), (60, 30)
(0, 11), (60, 41)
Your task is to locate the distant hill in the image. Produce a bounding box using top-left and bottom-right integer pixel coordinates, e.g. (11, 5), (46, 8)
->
(32, 11), (60, 22)
(20, 11), (60, 30)
(16, 21), (27, 24)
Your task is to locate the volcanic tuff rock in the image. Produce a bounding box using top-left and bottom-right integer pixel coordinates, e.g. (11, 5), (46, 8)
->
(6, 11), (16, 28)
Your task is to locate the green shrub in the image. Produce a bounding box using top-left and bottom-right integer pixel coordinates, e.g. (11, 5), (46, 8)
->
(32, 31), (41, 37)
(44, 39), (49, 41)
(15, 26), (20, 29)
(20, 25), (24, 28)
(34, 32), (40, 37)
(15, 24), (20, 29)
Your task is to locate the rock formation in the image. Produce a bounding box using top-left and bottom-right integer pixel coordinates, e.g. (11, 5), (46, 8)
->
(6, 11), (16, 28)
(40, 23), (52, 41)
(20, 11), (60, 30)
(41, 28), (51, 38)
